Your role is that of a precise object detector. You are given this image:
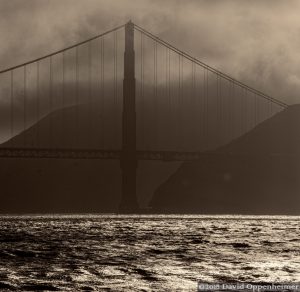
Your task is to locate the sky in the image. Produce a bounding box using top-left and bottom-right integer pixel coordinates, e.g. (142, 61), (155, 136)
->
(0, 0), (300, 105)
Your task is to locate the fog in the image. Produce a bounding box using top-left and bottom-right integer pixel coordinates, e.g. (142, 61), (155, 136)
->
(0, 0), (300, 104)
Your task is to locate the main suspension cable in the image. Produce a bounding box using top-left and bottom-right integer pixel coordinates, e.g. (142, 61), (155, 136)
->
(134, 24), (287, 108)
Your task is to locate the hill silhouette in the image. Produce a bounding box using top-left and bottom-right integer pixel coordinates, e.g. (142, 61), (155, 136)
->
(150, 105), (300, 215)
(0, 103), (179, 213)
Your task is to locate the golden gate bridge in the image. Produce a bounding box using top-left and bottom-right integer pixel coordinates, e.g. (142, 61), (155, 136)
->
(0, 21), (288, 212)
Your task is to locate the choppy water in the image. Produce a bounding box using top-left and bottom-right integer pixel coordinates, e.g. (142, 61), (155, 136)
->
(0, 215), (299, 291)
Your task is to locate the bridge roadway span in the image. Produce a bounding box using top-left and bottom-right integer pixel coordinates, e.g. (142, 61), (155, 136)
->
(0, 147), (290, 161)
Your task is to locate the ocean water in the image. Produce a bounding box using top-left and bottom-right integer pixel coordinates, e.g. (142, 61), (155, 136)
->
(0, 215), (299, 291)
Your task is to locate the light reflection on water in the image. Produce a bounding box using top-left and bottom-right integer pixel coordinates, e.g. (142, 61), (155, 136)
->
(0, 215), (299, 291)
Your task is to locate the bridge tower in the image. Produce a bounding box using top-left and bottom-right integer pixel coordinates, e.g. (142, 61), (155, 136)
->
(119, 21), (139, 213)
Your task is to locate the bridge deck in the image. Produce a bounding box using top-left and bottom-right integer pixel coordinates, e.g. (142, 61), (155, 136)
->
(0, 148), (202, 161)
(0, 148), (291, 161)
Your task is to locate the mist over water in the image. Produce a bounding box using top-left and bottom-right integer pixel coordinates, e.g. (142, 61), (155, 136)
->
(0, 214), (299, 291)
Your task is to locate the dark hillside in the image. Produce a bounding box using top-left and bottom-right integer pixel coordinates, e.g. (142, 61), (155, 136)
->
(150, 105), (300, 214)
(0, 104), (179, 213)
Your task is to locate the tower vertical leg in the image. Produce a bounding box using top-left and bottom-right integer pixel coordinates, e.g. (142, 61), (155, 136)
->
(119, 21), (139, 213)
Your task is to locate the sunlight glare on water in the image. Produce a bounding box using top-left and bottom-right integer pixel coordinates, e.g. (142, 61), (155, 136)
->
(0, 215), (299, 291)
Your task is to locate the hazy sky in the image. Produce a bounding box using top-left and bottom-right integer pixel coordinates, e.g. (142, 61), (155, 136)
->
(0, 0), (300, 104)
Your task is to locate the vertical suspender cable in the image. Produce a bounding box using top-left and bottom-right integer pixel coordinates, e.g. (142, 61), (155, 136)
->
(242, 89), (249, 133)
(241, 87), (245, 134)
(154, 40), (157, 150)
(89, 41), (92, 107)
(192, 60), (196, 149)
(49, 56), (53, 148)
(165, 46), (169, 150)
(88, 41), (92, 147)
(62, 52), (65, 110)
(101, 38), (104, 149)
(205, 68), (208, 147)
(238, 86), (242, 136)
(252, 92), (255, 127)
(233, 82), (237, 137)
(37, 61), (40, 147)
(178, 53), (181, 150)
(226, 80), (229, 141)
(229, 80), (232, 140)
(140, 32), (144, 149)
(99, 38), (103, 149)
(254, 93), (257, 126)
(257, 93), (260, 124)
(192, 61), (195, 93)
(181, 54), (184, 150)
(24, 65), (27, 147)
(231, 81), (234, 140)
(229, 81), (235, 140)
(216, 73), (219, 115)
(113, 33), (116, 149)
(10, 70), (14, 147)
(219, 74), (223, 143)
(271, 98), (274, 117)
(62, 52), (65, 147)
(115, 31), (119, 148)
(75, 46), (79, 148)
(196, 64), (200, 148)
(168, 49), (171, 149)
(202, 67), (205, 144)
(204, 68), (207, 146)
(113, 31), (117, 148)
(216, 73), (220, 144)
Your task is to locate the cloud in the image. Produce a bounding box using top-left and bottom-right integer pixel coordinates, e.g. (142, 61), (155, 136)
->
(0, 0), (300, 106)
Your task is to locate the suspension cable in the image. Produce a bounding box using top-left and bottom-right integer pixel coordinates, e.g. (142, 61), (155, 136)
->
(0, 24), (125, 75)
(134, 24), (287, 108)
